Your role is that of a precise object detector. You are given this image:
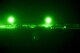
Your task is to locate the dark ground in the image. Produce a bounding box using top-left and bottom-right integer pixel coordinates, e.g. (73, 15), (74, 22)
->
(0, 28), (80, 53)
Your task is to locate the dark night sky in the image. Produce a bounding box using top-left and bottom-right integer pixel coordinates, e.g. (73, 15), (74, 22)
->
(0, 0), (79, 24)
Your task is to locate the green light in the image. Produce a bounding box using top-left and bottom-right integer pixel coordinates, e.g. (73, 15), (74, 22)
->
(22, 25), (28, 27)
(63, 26), (67, 29)
(0, 25), (16, 29)
(7, 25), (16, 29)
(30, 25), (36, 28)
(45, 17), (52, 24)
(0, 25), (6, 28)
(41, 24), (52, 28)
(44, 25), (50, 28)
(8, 16), (14, 24)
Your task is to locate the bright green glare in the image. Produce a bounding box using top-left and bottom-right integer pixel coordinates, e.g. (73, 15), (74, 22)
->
(45, 17), (52, 24)
(8, 16), (14, 24)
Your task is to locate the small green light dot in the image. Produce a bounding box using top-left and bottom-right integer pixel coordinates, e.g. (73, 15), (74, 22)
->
(63, 26), (66, 29)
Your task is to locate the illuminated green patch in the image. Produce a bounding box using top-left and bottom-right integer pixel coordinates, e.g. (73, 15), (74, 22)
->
(33, 36), (36, 40)
(43, 25), (50, 28)
(30, 25), (36, 28)
(41, 24), (52, 28)
(0, 25), (16, 29)
(7, 25), (16, 29)
(0, 25), (6, 28)
(22, 25), (28, 27)
(63, 26), (67, 29)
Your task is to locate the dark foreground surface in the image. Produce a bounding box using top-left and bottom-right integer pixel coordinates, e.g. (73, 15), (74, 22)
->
(0, 28), (80, 53)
